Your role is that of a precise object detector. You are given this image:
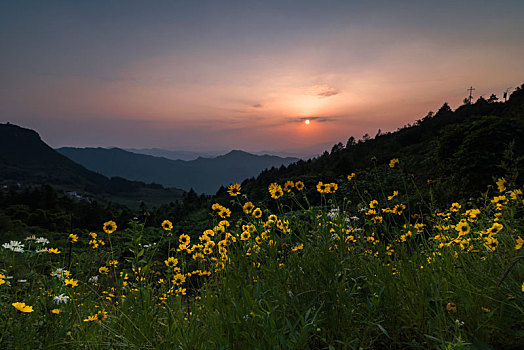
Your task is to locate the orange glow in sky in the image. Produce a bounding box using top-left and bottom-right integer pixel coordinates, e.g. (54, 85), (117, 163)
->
(305, 119), (310, 125)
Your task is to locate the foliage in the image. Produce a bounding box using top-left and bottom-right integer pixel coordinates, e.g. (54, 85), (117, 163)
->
(2, 166), (524, 348)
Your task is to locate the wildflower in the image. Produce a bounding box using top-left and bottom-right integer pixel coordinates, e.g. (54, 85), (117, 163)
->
(164, 257), (178, 268)
(482, 307), (491, 313)
(252, 207), (263, 219)
(12, 302), (34, 313)
(218, 207), (231, 218)
(0, 274), (5, 285)
(108, 260), (118, 267)
(2, 241), (24, 252)
(89, 232), (97, 239)
(227, 184), (241, 196)
(316, 182), (327, 193)
(243, 202), (255, 214)
(88, 276), (98, 283)
(347, 173), (356, 181)
(387, 191), (398, 200)
(51, 309), (61, 314)
(103, 221), (117, 234)
(484, 236), (499, 251)
(510, 189), (522, 200)
(291, 243), (304, 252)
(48, 248), (61, 254)
(240, 231), (251, 241)
(326, 183), (338, 193)
(35, 237), (50, 245)
(89, 240), (99, 249)
(83, 310), (108, 323)
(64, 278), (78, 288)
(68, 234), (78, 243)
(99, 266), (109, 275)
(496, 178), (506, 192)
(179, 234), (190, 246)
(515, 237), (524, 250)
(455, 221), (470, 236)
(522, 282), (524, 293)
(295, 181), (305, 191)
(450, 203), (461, 212)
(268, 183), (284, 199)
(389, 158), (399, 168)
(446, 302), (457, 313)
(161, 220), (173, 231)
(283, 180), (294, 192)
(369, 200), (378, 209)
(487, 223), (503, 235)
(172, 273), (186, 285)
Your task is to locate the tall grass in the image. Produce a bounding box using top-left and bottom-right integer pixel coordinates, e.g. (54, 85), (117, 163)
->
(1, 169), (523, 348)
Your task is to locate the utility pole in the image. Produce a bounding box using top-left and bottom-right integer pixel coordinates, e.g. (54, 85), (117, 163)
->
(467, 86), (475, 104)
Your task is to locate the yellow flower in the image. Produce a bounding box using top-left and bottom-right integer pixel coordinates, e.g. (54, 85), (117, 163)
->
(51, 309), (61, 314)
(455, 221), (470, 236)
(89, 240), (99, 249)
(268, 183), (283, 199)
(295, 181), (305, 191)
(283, 180), (294, 192)
(347, 173), (356, 181)
(103, 221), (117, 234)
(241, 231), (251, 241)
(291, 243), (304, 252)
(179, 234), (190, 246)
(89, 232), (97, 239)
(484, 236), (499, 251)
(12, 302), (34, 313)
(522, 282), (524, 293)
(83, 310), (107, 323)
(172, 273), (186, 285)
(496, 178), (506, 192)
(161, 220), (173, 231)
(64, 278), (78, 288)
(252, 207), (263, 219)
(316, 181), (327, 193)
(450, 203), (461, 212)
(387, 191), (399, 200)
(68, 234), (78, 243)
(164, 257), (178, 268)
(389, 158), (399, 168)
(515, 237), (524, 250)
(227, 183), (241, 196)
(99, 266), (109, 274)
(487, 222), (503, 235)
(369, 200), (378, 209)
(48, 248), (61, 254)
(243, 202), (255, 214)
(446, 302), (457, 313)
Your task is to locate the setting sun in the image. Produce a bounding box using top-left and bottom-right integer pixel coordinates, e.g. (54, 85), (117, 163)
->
(305, 119), (310, 125)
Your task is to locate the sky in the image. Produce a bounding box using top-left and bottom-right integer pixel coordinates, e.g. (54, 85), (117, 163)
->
(1, 0), (524, 154)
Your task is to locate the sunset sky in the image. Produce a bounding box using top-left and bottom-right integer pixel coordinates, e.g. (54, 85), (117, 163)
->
(1, 0), (523, 154)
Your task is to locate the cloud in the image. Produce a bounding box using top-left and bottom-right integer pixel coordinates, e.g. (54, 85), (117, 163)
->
(292, 116), (335, 123)
(304, 85), (340, 98)
(252, 103), (263, 108)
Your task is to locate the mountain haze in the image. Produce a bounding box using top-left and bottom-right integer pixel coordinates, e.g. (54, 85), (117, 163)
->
(0, 123), (184, 208)
(57, 148), (299, 194)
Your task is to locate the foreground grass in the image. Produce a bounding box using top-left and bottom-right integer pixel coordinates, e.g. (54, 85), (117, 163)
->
(1, 169), (524, 349)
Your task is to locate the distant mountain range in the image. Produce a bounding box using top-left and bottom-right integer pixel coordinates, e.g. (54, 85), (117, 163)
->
(57, 147), (299, 194)
(0, 123), (184, 208)
(126, 148), (320, 161)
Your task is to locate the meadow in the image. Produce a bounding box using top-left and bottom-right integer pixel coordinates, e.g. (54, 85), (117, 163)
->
(1, 160), (524, 349)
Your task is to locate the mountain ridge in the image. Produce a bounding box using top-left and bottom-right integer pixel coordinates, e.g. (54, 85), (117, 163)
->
(57, 147), (299, 194)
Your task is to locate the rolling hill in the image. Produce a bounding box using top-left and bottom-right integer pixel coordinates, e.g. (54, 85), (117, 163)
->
(57, 147), (299, 194)
(0, 123), (184, 208)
